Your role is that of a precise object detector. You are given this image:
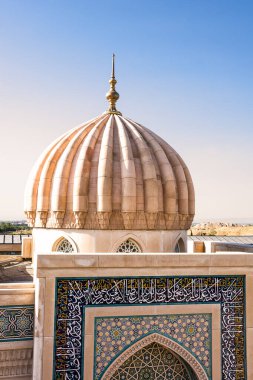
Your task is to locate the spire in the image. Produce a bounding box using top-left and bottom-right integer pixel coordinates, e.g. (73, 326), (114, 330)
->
(112, 52), (115, 78)
(105, 54), (122, 115)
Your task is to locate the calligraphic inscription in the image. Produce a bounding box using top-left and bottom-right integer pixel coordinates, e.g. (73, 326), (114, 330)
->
(94, 314), (211, 379)
(54, 276), (245, 380)
(0, 305), (34, 341)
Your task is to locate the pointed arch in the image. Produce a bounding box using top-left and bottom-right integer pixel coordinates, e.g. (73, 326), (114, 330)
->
(175, 237), (186, 252)
(116, 238), (141, 253)
(101, 333), (208, 380)
(112, 234), (144, 253)
(52, 233), (78, 253)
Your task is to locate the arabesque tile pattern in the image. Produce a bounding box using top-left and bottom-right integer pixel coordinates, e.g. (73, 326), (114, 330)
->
(0, 306), (34, 341)
(95, 314), (211, 379)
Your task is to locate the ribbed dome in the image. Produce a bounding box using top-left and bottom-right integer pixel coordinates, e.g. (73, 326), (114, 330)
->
(24, 113), (195, 230)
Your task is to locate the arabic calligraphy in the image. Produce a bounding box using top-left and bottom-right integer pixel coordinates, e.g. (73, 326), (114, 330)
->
(54, 276), (245, 380)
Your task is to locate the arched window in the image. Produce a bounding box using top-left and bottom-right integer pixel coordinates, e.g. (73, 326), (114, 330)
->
(174, 238), (185, 253)
(175, 242), (180, 253)
(56, 238), (74, 253)
(109, 342), (197, 380)
(101, 333), (205, 380)
(116, 239), (141, 253)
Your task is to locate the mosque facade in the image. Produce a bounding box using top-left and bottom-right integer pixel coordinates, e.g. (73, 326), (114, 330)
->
(0, 57), (252, 380)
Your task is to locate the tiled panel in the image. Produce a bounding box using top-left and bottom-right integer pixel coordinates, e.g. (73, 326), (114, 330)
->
(94, 313), (211, 379)
(0, 306), (34, 341)
(54, 276), (245, 380)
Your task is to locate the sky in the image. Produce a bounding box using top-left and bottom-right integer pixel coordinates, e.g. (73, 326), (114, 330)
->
(0, 0), (253, 221)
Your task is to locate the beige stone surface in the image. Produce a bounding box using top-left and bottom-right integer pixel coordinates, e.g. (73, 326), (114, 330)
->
(211, 328), (221, 380)
(0, 340), (33, 379)
(32, 337), (43, 380)
(22, 237), (33, 259)
(36, 254), (76, 268)
(0, 342), (33, 380)
(0, 341), (33, 351)
(42, 337), (53, 380)
(246, 276), (253, 328)
(36, 252), (253, 271)
(247, 327), (253, 379)
(0, 244), (21, 253)
(24, 114), (195, 230)
(44, 278), (55, 337)
(3, 376), (31, 380)
(34, 278), (45, 338)
(36, 267), (165, 278)
(178, 253), (211, 266)
(36, 263), (253, 278)
(32, 228), (188, 254)
(83, 333), (95, 379)
(0, 283), (34, 306)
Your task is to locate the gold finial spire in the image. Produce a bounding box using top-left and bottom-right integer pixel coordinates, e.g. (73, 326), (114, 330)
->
(105, 54), (122, 115)
(112, 52), (115, 78)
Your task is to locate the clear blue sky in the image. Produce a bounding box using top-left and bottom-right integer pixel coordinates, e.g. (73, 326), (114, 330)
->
(1, 0), (253, 221)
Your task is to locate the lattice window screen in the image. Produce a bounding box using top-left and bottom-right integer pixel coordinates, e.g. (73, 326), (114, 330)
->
(56, 239), (74, 253)
(110, 342), (195, 380)
(116, 239), (141, 253)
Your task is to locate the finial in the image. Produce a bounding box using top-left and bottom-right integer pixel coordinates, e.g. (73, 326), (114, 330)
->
(105, 54), (122, 115)
(112, 53), (115, 78)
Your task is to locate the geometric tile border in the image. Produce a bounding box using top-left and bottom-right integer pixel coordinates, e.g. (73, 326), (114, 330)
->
(94, 314), (212, 379)
(54, 275), (246, 380)
(0, 305), (34, 341)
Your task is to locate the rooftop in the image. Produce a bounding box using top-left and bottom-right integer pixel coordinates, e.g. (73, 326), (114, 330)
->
(188, 235), (253, 244)
(0, 255), (33, 282)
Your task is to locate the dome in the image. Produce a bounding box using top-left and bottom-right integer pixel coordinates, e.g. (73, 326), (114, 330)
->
(24, 57), (194, 231)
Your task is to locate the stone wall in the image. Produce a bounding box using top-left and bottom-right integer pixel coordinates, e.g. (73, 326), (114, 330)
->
(32, 228), (187, 253)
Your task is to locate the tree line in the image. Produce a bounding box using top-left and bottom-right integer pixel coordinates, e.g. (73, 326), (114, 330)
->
(0, 222), (31, 233)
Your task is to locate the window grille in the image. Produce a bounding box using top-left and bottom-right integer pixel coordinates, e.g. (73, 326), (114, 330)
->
(110, 342), (195, 379)
(116, 239), (141, 253)
(56, 239), (74, 253)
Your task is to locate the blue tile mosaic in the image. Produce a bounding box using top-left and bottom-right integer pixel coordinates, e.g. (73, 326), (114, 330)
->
(109, 341), (197, 380)
(54, 276), (246, 380)
(94, 314), (212, 379)
(0, 305), (34, 341)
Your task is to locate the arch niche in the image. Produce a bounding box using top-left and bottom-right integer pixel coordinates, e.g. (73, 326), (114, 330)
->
(116, 238), (142, 253)
(175, 237), (185, 253)
(101, 333), (207, 380)
(112, 234), (144, 253)
(52, 233), (78, 253)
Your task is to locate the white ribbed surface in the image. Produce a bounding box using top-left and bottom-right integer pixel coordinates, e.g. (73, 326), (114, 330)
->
(24, 114), (194, 230)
